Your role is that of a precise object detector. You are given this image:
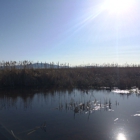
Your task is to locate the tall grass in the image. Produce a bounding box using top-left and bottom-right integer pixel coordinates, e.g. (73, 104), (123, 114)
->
(0, 61), (140, 89)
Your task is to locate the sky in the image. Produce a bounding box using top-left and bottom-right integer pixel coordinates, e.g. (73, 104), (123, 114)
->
(0, 0), (140, 65)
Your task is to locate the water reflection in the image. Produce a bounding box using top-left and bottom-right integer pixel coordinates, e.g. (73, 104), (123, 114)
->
(0, 89), (116, 112)
(117, 133), (126, 140)
(0, 89), (140, 140)
(0, 88), (137, 115)
(0, 91), (34, 110)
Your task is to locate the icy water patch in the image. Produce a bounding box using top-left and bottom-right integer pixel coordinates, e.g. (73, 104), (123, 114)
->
(112, 87), (140, 94)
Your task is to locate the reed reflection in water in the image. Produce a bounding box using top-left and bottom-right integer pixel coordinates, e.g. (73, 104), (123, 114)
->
(0, 89), (140, 140)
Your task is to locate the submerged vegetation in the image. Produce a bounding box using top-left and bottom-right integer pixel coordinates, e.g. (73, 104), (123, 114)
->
(0, 61), (140, 89)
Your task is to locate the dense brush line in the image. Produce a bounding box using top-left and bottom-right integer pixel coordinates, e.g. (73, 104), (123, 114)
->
(0, 61), (140, 89)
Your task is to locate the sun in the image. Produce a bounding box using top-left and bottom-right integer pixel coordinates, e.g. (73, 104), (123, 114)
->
(103, 0), (134, 15)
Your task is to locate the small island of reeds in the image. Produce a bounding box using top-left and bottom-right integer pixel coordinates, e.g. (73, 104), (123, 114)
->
(0, 61), (140, 90)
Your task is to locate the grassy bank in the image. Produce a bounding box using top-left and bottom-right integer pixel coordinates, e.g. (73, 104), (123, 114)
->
(0, 66), (140, 89)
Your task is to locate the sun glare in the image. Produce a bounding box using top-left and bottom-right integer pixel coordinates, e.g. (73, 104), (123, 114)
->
(103, 0), (134, 14)
(117, 133), (127, 140)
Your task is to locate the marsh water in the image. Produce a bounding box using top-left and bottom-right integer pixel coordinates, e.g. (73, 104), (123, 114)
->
(0, 89), (140, 140)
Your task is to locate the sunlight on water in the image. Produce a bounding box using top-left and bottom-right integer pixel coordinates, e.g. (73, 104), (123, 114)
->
(1, 89), (140, 140)
(133, 114), (140, 116)
(117, 133), (126, 140)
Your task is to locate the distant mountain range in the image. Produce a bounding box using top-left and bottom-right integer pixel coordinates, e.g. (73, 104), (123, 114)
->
(0, 63), (69, 69)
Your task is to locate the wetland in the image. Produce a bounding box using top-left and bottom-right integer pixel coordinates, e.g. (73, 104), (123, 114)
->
(0, 89), (140, 140)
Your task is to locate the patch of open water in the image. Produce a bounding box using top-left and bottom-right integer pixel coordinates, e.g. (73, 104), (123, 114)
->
(0, 89), (140, 140)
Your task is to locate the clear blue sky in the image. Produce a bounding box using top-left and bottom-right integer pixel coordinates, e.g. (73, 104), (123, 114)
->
(0, 0), (140, 65)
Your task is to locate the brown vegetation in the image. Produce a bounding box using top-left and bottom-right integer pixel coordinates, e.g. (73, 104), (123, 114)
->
(0, 61), (140, 89)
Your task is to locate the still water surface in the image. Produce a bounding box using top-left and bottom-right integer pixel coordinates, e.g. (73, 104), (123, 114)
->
(0, 89), (140, 140)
